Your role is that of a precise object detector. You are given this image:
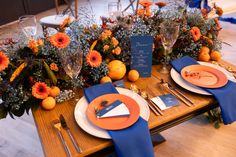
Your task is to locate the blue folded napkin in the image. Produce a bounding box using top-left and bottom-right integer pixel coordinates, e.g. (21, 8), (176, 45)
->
(84, 82), (154, 157)
(171, 56), (236, 124)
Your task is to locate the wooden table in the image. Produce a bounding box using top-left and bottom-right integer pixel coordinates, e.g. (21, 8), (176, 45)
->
(33, 60), (236, 157)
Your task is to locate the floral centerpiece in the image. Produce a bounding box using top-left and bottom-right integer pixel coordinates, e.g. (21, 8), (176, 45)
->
(0, 1), (224, 119)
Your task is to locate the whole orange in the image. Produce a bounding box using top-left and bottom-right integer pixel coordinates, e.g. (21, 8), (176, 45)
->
(210, 51), (221, 61)
(198, 53), (210, 62)
(128, 70), (140, 82)
(107, 60), (126, 80)
(199, 46), (210, 54)
(49, 86), (60, 97)
(41, 97), (56, 110)
(100, 76), (112, 83)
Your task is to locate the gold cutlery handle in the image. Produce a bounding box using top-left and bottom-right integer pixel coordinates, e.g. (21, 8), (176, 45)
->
(146, 100), (160, 116)
(148, 98), (164, 116)
(172, 88), (194, 104)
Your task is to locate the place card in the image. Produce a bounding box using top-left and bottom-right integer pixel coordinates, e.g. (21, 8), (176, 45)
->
(130, 35), (153, 77)
(151, 94), (179, 110)
(96, 100), (130, 118)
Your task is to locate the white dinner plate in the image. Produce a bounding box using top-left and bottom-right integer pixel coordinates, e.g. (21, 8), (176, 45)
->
(170, 61), (236, 95)
(74, 87), (150, 139)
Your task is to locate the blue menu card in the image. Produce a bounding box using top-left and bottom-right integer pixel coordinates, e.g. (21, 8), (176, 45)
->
(130, 36), (153, 77)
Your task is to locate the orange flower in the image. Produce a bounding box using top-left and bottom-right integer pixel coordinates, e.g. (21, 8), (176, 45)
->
(201, 8), (208, 19)
(214, 5), (223, 16)
(32, 82), (50, 99)
(100, 30), (112, 40)
(28, 39), (39, 53)
(155, 2), (166, 8)
(145, 10), (152, 17)
(137, 8), (145, 17)
(139, 1), (152, 8)
(0, 51), (9, 72)
(214, 18), (221, 30)
(112, 47), (121, 55)
(50, 32), (70, 48)
(50, 63), (59, 72)
(60, 17), (71, 30)
(37, 39), (44, 46)
(190, 26), (201, 42)
(103, 45), (110, 51)
(86, 50), (102, 68)
(111, 37), (119, 47)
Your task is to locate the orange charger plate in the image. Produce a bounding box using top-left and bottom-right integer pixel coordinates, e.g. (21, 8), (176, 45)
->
(181, 65), (228, 88)
(86, 94), (140, 130)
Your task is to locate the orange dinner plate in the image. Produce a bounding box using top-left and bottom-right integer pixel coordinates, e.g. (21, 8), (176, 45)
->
(86, 94), (140, 130)
(181, 65), (228, 88)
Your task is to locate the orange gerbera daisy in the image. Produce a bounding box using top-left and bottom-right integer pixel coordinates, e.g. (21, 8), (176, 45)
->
(86, 50), (102, 68)
(0, 51), (9, 72)
(190, 26), (201, 42)
(139, 1), (152, 8)
(32, 82), (50, 99)
(50, 32), (70, 48)
(155, 2), (166, 8)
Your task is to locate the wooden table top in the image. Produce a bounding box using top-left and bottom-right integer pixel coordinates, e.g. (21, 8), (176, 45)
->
(33, 60), (236, 157)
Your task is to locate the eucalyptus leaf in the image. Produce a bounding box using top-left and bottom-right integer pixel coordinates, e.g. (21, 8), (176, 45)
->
(43, 61), (57, 85)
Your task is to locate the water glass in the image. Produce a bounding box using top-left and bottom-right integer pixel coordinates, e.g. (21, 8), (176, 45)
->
(19, 15), (37, 39)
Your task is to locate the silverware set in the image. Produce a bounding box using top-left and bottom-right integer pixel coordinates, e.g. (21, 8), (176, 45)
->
(130, 84), (164, 116)
(159, 79), (194, 107)
(52, 115), (82, 157)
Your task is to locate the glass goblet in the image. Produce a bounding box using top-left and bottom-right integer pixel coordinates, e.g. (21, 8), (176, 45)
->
(108, 2), (122, 20)
(159, 20), (179, 74)
(19, 15), (37, 39)
(59, 47), (83, 80)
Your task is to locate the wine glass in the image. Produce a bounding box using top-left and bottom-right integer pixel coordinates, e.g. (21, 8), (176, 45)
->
(108, 2), (122, 20)
(159, 20), (179, 74)
(59, 46), (83, 80)
(19, 15), (37, 39)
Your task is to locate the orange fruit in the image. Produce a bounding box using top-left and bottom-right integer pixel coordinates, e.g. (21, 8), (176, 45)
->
(41, 97), (56, 110)
(128, 70), (139, 82)
(107, 60), (126, 80)
(199, 46), (210, 54)
(100, 76), (112, 83)
(210, 51), (221, 61)
(49, 86), (60, 97)
(198, 53), (210, 62)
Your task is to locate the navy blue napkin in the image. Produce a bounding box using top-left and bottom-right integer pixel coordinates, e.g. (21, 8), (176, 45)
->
(84, 82), (154, 157)
(171, 56), (236, 124)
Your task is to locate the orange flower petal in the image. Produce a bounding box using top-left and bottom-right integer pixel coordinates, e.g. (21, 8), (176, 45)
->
(0, 51), (9, 72)
(190, 26), (201, 42)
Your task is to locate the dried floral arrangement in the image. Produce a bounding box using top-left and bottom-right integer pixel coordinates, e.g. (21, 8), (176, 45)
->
(0, 1), (224, 119)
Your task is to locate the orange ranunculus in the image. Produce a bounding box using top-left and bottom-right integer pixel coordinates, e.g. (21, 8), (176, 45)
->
(139, 1), (152, 8)
(50, 32), (70, 48)
(60, 17), (71, 30)
(104, 30), (112, 37)
(111, 37), (119, 47)
(190, 26), (201, 42)
(32, 82), (50, 99)
(37, 39), (44, 46)
(28, 39), (39, 53)
(112, 47), (121, 55)
(155, 2), (166, 8)
(86, 50), (102, 68)
(0, 51), (9, 72)
(137, 8), (145, 17)
(103, 45), (110, 51)
(50, 63), (59, 72)
(214, 6), (223, 16)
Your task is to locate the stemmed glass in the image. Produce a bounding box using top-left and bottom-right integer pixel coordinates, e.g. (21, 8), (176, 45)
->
(19, 15), (37, 39)
(59, 47), (83, 81)
(159, 20), (179, 74)
(108, 2), (122, 20)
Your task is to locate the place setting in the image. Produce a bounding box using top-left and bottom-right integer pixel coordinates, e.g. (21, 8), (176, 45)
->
(1, 0), (236, 157)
